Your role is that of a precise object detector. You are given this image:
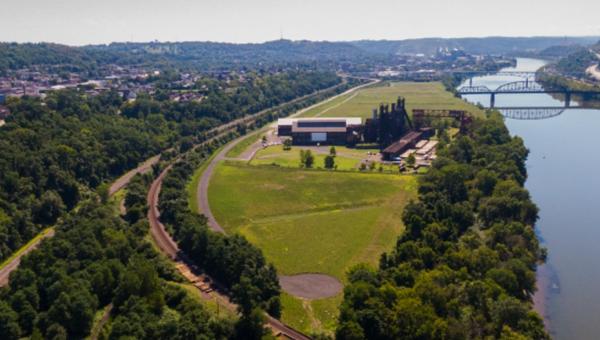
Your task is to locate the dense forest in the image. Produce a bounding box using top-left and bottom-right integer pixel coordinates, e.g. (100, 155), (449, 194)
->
(336, 113), (548, 339)
(0, 172), (241, 339)
(0, 71), (342, 264)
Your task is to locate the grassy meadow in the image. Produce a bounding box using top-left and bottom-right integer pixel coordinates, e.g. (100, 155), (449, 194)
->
(299, 81), (485, 119)
(250, 145), (382, 171)
(198, 81), (483, 335)
(207, 162), (417, 334)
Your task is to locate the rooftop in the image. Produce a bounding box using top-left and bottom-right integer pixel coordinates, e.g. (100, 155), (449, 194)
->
(278, 117), (362, 127)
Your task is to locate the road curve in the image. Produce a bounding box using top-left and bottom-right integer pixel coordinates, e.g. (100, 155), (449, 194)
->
(146, 84), (369, 339)
(146, 152), (310, 340)
(196, 78), (381, 234)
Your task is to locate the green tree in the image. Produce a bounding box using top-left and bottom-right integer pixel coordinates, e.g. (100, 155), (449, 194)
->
(330, 146), (337, 156)
(300, 150), (314, 168)
(324, 155), (335, 169)
(283, 138), (292, 151)
(406, 153), (416, 169)
(33, 191), (65, 225)
(0, 302), (21, 340)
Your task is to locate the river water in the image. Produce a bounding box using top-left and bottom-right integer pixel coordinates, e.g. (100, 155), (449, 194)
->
(461, 58), (600, 339)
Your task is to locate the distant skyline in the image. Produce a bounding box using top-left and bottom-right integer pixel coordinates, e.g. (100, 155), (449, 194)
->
(1, 0), (600, 46)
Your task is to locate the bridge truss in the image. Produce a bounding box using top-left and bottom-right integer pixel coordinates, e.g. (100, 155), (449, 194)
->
(497, 107), (565, 120)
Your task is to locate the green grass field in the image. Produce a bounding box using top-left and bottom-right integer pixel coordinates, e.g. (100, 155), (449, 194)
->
(299, 81), (485, 119)
(250, 145), (381, 171)
(208, 162), (417, 335)
(225, 130), (264, 159)
(202, 81), (477, 335)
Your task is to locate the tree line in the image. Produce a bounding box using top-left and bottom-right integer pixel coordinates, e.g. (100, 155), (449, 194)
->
(336, 113), (548, 339)
(0, 70), (343, 264)
(158, 139), (282, 338)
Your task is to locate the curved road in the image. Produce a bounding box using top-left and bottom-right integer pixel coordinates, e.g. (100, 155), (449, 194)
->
(196, 78), (380, 234)
(145, 82), (373, 339)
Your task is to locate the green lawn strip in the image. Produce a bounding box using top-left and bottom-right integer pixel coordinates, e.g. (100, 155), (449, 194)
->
(225, 129), (264, 158)
(186, 145), (225, 214)
(298, 91), (357, 118)
(0, 227), (54, 271)
(280, 293), (342, 336)
(251, 149), (361, 170)
(311, 294), (343, 335)
(280, 293), (312, 334)
(109, 188), (126, 216)
(86, 304), (112, 340)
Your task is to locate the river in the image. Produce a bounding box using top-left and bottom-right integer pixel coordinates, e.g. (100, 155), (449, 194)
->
(461, 58), (600, 339)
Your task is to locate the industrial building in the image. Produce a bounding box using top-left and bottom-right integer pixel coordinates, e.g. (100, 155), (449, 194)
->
(277, 117), (362, 145)
(381, 127), (435, 161)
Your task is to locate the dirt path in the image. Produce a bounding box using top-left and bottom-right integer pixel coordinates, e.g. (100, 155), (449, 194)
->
(0, 154), (163, 287)
(109, 155), (160, 196)
(0, 229), (55, 286)
(90, 304), (113, 340)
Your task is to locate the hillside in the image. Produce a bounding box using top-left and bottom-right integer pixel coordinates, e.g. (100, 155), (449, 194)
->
(3, 37), (600, 76)
(350, 36), (600, 56)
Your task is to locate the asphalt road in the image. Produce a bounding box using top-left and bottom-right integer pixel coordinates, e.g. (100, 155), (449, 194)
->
(146, 140), (310, 340)
(196, 78), (380, 234)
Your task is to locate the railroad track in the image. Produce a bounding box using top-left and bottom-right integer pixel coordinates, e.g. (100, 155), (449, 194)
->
(144, 82), (368, 339)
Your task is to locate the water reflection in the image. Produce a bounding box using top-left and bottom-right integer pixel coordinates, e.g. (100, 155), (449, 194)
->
(460, 58), (600, 339)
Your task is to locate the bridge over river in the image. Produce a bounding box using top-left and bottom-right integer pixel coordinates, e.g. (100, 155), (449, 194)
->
(458, 79), (600, 108)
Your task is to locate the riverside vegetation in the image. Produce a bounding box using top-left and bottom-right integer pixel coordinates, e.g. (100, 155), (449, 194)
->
(336, 112), (548, 339)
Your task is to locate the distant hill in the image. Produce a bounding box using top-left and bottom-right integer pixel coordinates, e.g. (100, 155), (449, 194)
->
(2, 37), (600, 75)
(350, 36), (600, 56)
(85, 39), (371, 69)
(554, 48), (600, 78)
(538, 44), (586, 59)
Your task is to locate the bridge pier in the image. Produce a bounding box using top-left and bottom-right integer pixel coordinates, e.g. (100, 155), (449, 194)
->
(565, 92), (571, 108)
(490, 93), (496, 108)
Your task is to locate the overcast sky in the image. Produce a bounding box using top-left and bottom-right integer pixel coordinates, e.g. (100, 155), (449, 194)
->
(1, 0), (599, 45)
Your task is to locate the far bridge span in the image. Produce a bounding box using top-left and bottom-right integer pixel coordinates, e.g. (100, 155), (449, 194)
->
(457, 79), (600, 108)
